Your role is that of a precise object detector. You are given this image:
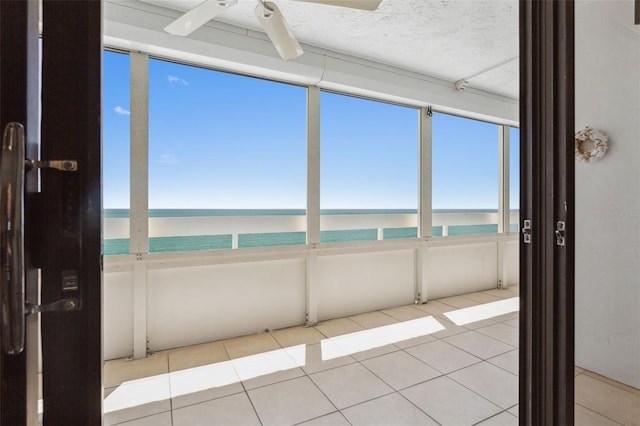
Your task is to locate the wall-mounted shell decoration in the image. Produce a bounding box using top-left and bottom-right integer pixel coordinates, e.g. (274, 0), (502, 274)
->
(575, 127), (608, 163)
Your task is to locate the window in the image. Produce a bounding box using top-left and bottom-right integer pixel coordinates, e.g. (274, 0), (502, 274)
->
(103, 51), (516, 254)
(510, 127), (520, 231)
(147, 59), (307, 252)
(432, 112), (499, 236)
(319, 92), (418, 243)
(103, 51), (130, 255)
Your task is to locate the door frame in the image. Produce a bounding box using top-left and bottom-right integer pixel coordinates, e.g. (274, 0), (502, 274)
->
(39, 0), (103, 424)
(519, 1), (575, 424)
(3, 0), (577, 424)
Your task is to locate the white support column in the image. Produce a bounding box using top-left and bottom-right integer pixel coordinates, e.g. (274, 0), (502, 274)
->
(130, 52), (149, 253)
(130, 52), (149, 358)
(498, 125), (510, 234)
(132, 258), (148, 358)
(496, 239), (509, 289)
(305, 254), (318, 326)
(305, 86), (320, 325)
(418, 107), (432, 239)
(416, 106), (432, 303)
(415, 247), (427, 303)
(307, 86), (320, 245)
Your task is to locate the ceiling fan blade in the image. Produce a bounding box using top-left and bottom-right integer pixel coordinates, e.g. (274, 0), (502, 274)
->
(255, 2), (303, 60)
(292, 0), (382, 11)
(164, 0), (237, 36)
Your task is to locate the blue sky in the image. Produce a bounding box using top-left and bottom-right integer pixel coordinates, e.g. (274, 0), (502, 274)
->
(103, 51), (518, 210)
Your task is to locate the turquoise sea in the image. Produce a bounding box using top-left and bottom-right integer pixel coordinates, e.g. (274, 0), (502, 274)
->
(103, 209), (518, 256)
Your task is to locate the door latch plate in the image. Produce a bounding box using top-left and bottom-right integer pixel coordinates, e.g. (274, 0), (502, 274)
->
(522, 219), (532, 244)
(25, 159), (77, 172)
(26, 298), (78, 315)
(555, 221), (566, 246)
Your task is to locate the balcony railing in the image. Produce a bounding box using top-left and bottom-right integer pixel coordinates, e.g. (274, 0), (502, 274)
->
(103, 211), (520, 255)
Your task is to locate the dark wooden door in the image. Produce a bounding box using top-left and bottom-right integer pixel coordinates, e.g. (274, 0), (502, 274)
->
(0, 1), (102, 424)
(0, 1), (41, 424)
(519, 1), (575, 425)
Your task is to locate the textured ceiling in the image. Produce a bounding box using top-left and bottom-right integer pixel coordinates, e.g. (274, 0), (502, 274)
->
(138, 0), (519, 98)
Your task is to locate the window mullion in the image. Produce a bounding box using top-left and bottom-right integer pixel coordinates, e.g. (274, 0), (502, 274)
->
(129, 52), (149, 253)
(419, 107), (432, 238)
(307, 86), (321, 244)
(498, 125), (510, 233)
(129, 51), (149, 360)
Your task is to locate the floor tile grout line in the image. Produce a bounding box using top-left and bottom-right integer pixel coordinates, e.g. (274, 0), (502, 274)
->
(347, 309), (401, 329)
(445, 365), (517, 412)
(166, 388), (246, 413)
(394, 389), (444, 426)
(340, 389), (442, 426)
(575, 403), (626, 425)
(290, 410), (352, 426)
(321, 387), (397, 413)
(400, 344), (457, 374)
(243, 389), (265, 426)
(473, 325), (520, 347)
(165, 352), (175, 426)
(435, 335), (515, 364)
(110, 409), (173, 426)
(581, 370), (640, 397)
(485, 352), (519, 377)
(401, 338), (487, 370)
(470, 408), (517, 425)
(356, 350), (434, 393)
(441, 330), (517, 361)
(303, 368), (344, 416)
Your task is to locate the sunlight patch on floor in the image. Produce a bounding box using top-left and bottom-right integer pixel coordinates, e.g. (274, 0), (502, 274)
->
(444, 297), (519, 326)
(321, 316), (445, 361)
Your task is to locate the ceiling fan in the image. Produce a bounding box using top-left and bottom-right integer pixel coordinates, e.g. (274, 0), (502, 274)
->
(163, 0), (382, 60)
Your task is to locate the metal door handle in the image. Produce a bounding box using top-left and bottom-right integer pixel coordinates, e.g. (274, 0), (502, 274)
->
(1, 122), (26, 355)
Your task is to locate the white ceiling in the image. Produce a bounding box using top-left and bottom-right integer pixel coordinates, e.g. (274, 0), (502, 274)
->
(134, 0), (519, 99)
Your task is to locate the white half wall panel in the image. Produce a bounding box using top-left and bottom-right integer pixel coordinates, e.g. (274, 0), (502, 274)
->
(315, 250), (415, 321)
(145, 259), (305, 351)
(424, 242), (498, 300)
(104, 272), (135, 360)
(503, 240), (519, 288)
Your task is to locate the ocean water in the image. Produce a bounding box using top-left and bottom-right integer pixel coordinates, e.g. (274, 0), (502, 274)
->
(103, 209), (517, 256)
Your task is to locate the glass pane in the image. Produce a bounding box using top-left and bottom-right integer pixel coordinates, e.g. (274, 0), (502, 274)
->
(148, 60), (306, 252)
(509, 127), (520, 231)
(319, 92), (418, 243)
(432, 112), (499, 236)
(103, 51), (130, 255)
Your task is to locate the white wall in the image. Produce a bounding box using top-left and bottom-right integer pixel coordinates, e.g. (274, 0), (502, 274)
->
(575, 0), (640, 388)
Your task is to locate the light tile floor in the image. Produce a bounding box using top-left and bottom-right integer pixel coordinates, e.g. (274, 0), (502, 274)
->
(102, 285), (640, 426)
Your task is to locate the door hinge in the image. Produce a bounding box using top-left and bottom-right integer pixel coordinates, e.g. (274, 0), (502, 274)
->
(522, 219), (532, 244)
